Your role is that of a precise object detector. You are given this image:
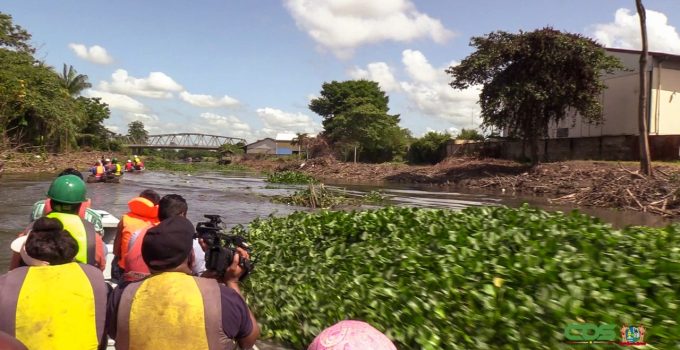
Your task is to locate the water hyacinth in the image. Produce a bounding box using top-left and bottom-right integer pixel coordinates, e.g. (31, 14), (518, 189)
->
(240, 205), (680, 349)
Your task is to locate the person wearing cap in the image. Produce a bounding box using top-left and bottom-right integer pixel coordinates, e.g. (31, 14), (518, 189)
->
(113, 189), (160, 281)
(0, 217), (108, 350)
(123, 194), (205, 282)
(124, 159), (133, 172)
(308, 321), (397, 350)
(107, 216), (259, 349)
(10, 175), (106, 271)
(29, 168), (104, 235)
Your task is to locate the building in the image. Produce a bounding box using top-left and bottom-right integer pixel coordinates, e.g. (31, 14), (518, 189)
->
(548, 48), (680, 139)
(245, 138), (276, 154)
(245, 133), (301, 155)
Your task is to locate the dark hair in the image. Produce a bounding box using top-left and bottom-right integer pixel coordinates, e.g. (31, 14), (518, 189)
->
(49, 200), (81, 215)
(158, 194), (188, 220)
(139, 189), (161, 205)
(26, 217), (79, 265)
(58, 168), (83, 180)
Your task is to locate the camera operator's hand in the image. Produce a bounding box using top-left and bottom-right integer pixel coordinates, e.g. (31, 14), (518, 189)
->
(223, 247), (250, 284)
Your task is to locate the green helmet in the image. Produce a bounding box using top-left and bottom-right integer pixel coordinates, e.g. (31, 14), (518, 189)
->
(112, 158), (118, 164)
(47, 175), (87, 204)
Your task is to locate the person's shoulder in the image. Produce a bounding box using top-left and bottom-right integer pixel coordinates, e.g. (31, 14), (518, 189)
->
(77, 263), (106, 280)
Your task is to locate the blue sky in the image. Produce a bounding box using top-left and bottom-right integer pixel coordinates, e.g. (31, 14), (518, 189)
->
(3, 0), (680, 142)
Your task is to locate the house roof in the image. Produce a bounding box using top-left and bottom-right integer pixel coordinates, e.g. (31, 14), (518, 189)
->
(606, 47), (680, 62)
(245, 138), (274, 148)
(275, 133), (297, 141)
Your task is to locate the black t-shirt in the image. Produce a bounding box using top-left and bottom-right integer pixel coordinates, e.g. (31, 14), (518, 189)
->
(106, 276), (253, 340)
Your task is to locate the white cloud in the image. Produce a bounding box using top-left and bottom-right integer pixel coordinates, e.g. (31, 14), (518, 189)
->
(104, 125), (120, 134)
(399, 50), (481, 125)
(348, 62), (400, 91)
(191, 112), (253, 140)
(256, 107), (322, 137)
(98, 69), (183, 99)
(68, 43), (114, 65)
(85, 89), (147, 113)
(285, 0), (454, 58)
(593, 8), (680, 54)
(179, 91), (240, 108)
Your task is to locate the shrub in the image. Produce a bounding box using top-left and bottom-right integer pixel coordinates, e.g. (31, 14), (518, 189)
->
(266, 170), (317, 184)
(242, 205), (680, 349)
(407, 132), (451, 164)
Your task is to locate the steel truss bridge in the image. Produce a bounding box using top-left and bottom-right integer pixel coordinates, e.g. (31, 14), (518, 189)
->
(122, 133), (246, 150)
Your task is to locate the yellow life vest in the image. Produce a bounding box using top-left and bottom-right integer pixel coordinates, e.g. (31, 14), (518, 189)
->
(47, 212), (95, 265)
(117, 272), (230, 349)
(14, 263), (102, 349)
(115, 163), (122, 175)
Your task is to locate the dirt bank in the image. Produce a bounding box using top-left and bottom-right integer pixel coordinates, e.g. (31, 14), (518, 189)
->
(1, 151), (127, 175)
(278, 156), (680, 218)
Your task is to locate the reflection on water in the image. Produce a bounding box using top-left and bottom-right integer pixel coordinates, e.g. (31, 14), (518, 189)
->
(0, 171), (675, 272)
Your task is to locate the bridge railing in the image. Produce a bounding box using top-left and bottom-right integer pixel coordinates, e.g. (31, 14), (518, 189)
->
(118, 133), (247, 149)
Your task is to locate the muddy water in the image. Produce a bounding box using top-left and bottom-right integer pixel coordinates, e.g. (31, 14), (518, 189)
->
(1, 170), (673, 271)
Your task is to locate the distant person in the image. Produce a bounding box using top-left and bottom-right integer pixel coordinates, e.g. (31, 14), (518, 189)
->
(308, 320), (396, 350)
(111, 158), (122, 176)
(125, 159), (133, 172)
(30, 168), (104, 236)
(113, 189), (160, 281)
(107, 216), (259, 349)
(0, 217), (108, 350)
(123, 194), (205, 282)
(12, 175), (106, 270)
(90, 161), (105, 180)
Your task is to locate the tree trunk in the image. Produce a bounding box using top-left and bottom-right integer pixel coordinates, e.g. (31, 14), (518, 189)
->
(529, 136), (539, 167)
(636, 0), (653, 176)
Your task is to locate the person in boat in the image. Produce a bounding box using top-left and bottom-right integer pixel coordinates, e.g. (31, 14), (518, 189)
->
(111, 158), (122, 176)
(125, 159), (133, 172)
(123, 194), (206, 282)
(90, 161), (105, 180)
(0, 217), (108, 350)
(113, 189), (160, 282)
(308, 320), (396, 350)
(30, 168), (104, 237)
(12, 175), (106, 271)
(133, 155), (144, 170)
(107, 215), (259, 349)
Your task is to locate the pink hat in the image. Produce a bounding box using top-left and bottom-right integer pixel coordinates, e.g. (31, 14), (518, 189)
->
(308, 320), (396, 350)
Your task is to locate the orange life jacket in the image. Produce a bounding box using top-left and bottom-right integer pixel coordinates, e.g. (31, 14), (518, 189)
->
(117, 198), (159, 270)
(123, 225), (155, 282)
(95, 165), (105, 177)
(43, 198), (90, 218)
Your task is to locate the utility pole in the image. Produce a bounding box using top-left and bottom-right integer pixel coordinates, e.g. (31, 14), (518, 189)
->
(636, 0), (653, 176)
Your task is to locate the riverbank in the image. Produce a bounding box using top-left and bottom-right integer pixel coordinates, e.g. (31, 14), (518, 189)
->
(283, 156), (680, 218)
(0, 151), (127, 175)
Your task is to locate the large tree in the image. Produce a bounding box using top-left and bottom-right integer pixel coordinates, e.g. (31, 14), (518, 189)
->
(126, 120), (149, 144)
(309, 80), (409, 162)
(0, 12), (33, 54)
(59, 64), (92, 96)
(448, 28), (623, 165)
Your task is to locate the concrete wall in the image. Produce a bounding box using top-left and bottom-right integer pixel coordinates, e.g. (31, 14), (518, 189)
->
(447, 135), (680, 161)
(651, 65), (680, 135)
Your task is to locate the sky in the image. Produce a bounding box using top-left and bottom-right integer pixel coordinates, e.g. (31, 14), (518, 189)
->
(3, 0), (680, 143)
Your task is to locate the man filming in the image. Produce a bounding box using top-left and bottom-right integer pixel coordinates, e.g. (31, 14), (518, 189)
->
(106, 215), (259, 349)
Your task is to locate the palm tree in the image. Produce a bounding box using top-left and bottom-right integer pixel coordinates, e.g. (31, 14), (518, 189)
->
(58, 64), (92, 96)
(292, 133), (309, 160)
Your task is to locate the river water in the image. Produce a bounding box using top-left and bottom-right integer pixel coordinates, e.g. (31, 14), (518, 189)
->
(0, 170), (673, 271)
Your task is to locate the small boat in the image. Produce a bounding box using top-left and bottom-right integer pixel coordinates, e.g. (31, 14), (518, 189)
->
(87, 174), (122, 183)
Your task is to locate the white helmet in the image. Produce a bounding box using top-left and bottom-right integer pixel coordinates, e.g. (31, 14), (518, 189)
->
(105, 158), (111, 162)
(127, 159), (131, 162)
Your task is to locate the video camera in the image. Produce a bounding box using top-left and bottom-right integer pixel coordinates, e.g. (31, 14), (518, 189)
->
(195, 214), (254, 280)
